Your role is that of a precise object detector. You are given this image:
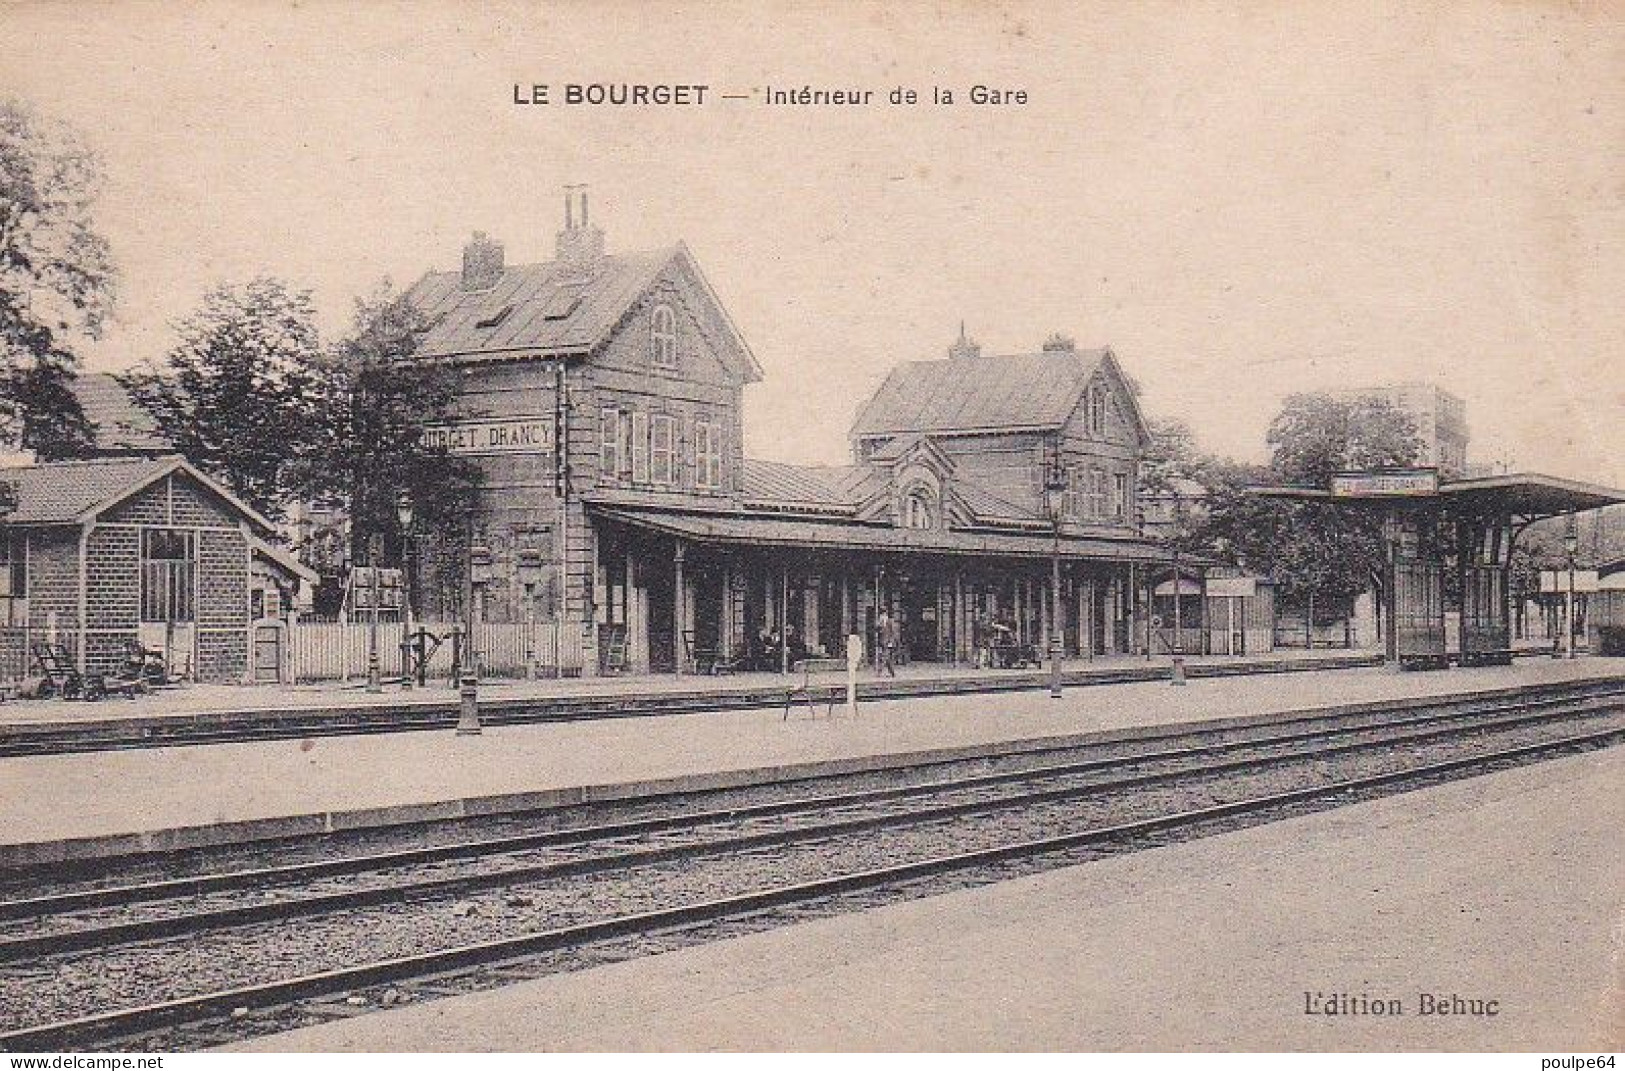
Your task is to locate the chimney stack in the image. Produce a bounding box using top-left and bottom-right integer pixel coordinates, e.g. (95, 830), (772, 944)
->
(461, 231), (505, 290)
(947, 321), (982, 360)
(556, 184), (605, 266)
(1041, 333), (1076, 354)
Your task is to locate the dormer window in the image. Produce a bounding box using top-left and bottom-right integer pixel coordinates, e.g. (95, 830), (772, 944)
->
(651, 304), (677, 368)
(902, 490), (934, 530)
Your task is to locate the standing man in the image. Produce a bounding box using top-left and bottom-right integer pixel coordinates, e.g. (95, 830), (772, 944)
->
(879, 609), (900, 677)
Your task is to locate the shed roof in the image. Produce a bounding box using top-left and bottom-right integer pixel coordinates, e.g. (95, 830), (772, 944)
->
(850, 349), (1108, 439)
(0, 455), (275, 533)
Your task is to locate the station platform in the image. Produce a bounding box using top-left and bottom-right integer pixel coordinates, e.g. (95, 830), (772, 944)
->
(231, 738), (1625, 1051)
(1, 654), (1618, 865)
(0, 648), (1385, 729)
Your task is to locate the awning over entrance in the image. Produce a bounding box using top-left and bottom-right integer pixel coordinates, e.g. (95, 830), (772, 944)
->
(590, 504), (1170, 563)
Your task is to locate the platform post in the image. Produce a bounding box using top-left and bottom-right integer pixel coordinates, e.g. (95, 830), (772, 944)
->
(456, 669), (481, 735)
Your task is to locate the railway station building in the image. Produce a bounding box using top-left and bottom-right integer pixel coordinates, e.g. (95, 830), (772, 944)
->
(407, 193), (1171, 675)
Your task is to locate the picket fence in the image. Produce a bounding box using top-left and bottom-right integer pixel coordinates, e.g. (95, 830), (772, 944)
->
(289, 618), (586, 682)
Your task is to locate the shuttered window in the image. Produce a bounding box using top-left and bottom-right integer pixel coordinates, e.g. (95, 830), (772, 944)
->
(651, 414), (675, 485)
(600, 408), (621, 482)
(631, 412), (650, 483)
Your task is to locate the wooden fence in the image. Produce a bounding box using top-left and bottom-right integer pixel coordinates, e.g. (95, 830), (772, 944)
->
(289, 618), (586, 682)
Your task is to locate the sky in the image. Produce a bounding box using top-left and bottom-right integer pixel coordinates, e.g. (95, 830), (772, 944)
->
(2, 0), (1621, 484)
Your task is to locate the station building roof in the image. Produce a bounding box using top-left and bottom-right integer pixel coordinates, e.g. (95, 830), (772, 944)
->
(850, 347), (1150, 443)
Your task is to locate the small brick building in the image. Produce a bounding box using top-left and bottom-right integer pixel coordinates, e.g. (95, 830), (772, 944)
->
(0, 455), (293, 682)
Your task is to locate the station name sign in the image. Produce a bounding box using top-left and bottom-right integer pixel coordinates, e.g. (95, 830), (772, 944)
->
(1330, 470), (1439, 498)
(423, 416), (555, 457)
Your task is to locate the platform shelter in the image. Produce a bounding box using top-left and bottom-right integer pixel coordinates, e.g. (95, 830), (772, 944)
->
(1251, 469), (1624, 668)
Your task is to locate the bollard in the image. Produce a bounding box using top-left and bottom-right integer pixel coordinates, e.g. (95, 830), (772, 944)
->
(399, 638), (413, 691)
(845, 633), (862, 717)
(1171, 656), (1187, 686)
(456, 671), (481, 735)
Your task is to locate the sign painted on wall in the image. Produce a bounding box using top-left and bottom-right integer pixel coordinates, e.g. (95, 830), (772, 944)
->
(1330, 469), (1439, 498)
(423, 416), (555, 457)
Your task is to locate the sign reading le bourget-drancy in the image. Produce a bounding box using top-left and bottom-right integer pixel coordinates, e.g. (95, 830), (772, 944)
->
(422, 416), (555, 456)
(1329, 470), (1440, 498)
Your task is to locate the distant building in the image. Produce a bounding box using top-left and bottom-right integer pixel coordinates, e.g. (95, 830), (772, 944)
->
(67, 374), (172, 458)
(1327, 383), (1469, 476)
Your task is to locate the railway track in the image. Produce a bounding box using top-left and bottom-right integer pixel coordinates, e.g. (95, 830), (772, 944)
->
(1, 684), (1622, 1051)
(9, 674), (1620, 894)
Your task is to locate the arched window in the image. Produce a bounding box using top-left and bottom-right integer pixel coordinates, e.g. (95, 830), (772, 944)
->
(902, 490), (934, 530)
(650, 304), (677, 368)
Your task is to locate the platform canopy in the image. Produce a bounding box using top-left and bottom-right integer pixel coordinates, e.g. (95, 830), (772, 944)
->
(1249, 470), (1625, 521)
(590, 504), (1170, 563)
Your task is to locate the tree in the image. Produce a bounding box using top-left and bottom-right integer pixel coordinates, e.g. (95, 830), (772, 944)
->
(1138, 418), (1202, 497)
(122, 277), (323, 520)
(293, 283), (480, 614)
(1194, 393), (1423, 616)
(0, 98), (116, 457)
(1266, 393), (1421, 486)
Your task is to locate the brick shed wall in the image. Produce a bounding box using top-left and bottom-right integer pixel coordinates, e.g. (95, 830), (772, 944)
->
(195, 527), (249, 681)
(84, 525), (141, 676)
(25, 528), (81, 663)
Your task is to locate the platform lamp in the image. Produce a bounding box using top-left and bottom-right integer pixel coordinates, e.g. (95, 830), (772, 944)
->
(1563, 515), (1580, 659)
(1044, 459), (1068, 699)
(396, 490), (416, 690)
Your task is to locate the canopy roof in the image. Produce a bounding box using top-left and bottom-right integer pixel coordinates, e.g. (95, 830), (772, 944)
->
(1248, 472), (1624, 520)
(590, 504), (1170, 563)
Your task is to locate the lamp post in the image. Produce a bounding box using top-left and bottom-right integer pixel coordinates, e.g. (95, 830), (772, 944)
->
(365, 531), (383, 694)
(396, 491), (416, 690)
(1564, 515), (1580, 659)
(1171, 487), (1183, 656)
(1044, 471), (1067, 700)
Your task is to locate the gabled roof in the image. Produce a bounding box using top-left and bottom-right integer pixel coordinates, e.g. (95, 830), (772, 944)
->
(404, 242), (761, 381)
(71, 373), (170, 454)
(0, 455), (276, 533)
(852, 349), (1113, 439)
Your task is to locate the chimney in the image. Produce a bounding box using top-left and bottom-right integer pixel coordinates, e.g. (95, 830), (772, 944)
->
(556, 184), (606, 267)
(947, 321), (982, 360)
(1041, 333), (1076, 353)
(460, 231), (504, 291)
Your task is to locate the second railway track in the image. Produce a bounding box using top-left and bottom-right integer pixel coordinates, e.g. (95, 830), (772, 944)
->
(2, 679), (1623, 1051)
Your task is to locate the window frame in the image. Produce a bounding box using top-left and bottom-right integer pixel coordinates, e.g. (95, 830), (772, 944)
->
(140, 527), (196, 624)
(650, 412), (676, 485)
(902, 490), (934, 530)
(631, 411), (650, 484)
(600, 407), (621, 483)
(650, 304), (678, 369)
(696, 419), (724, 490)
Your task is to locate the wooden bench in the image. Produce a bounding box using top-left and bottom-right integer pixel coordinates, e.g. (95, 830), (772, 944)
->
(783, 656), (849, 720)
